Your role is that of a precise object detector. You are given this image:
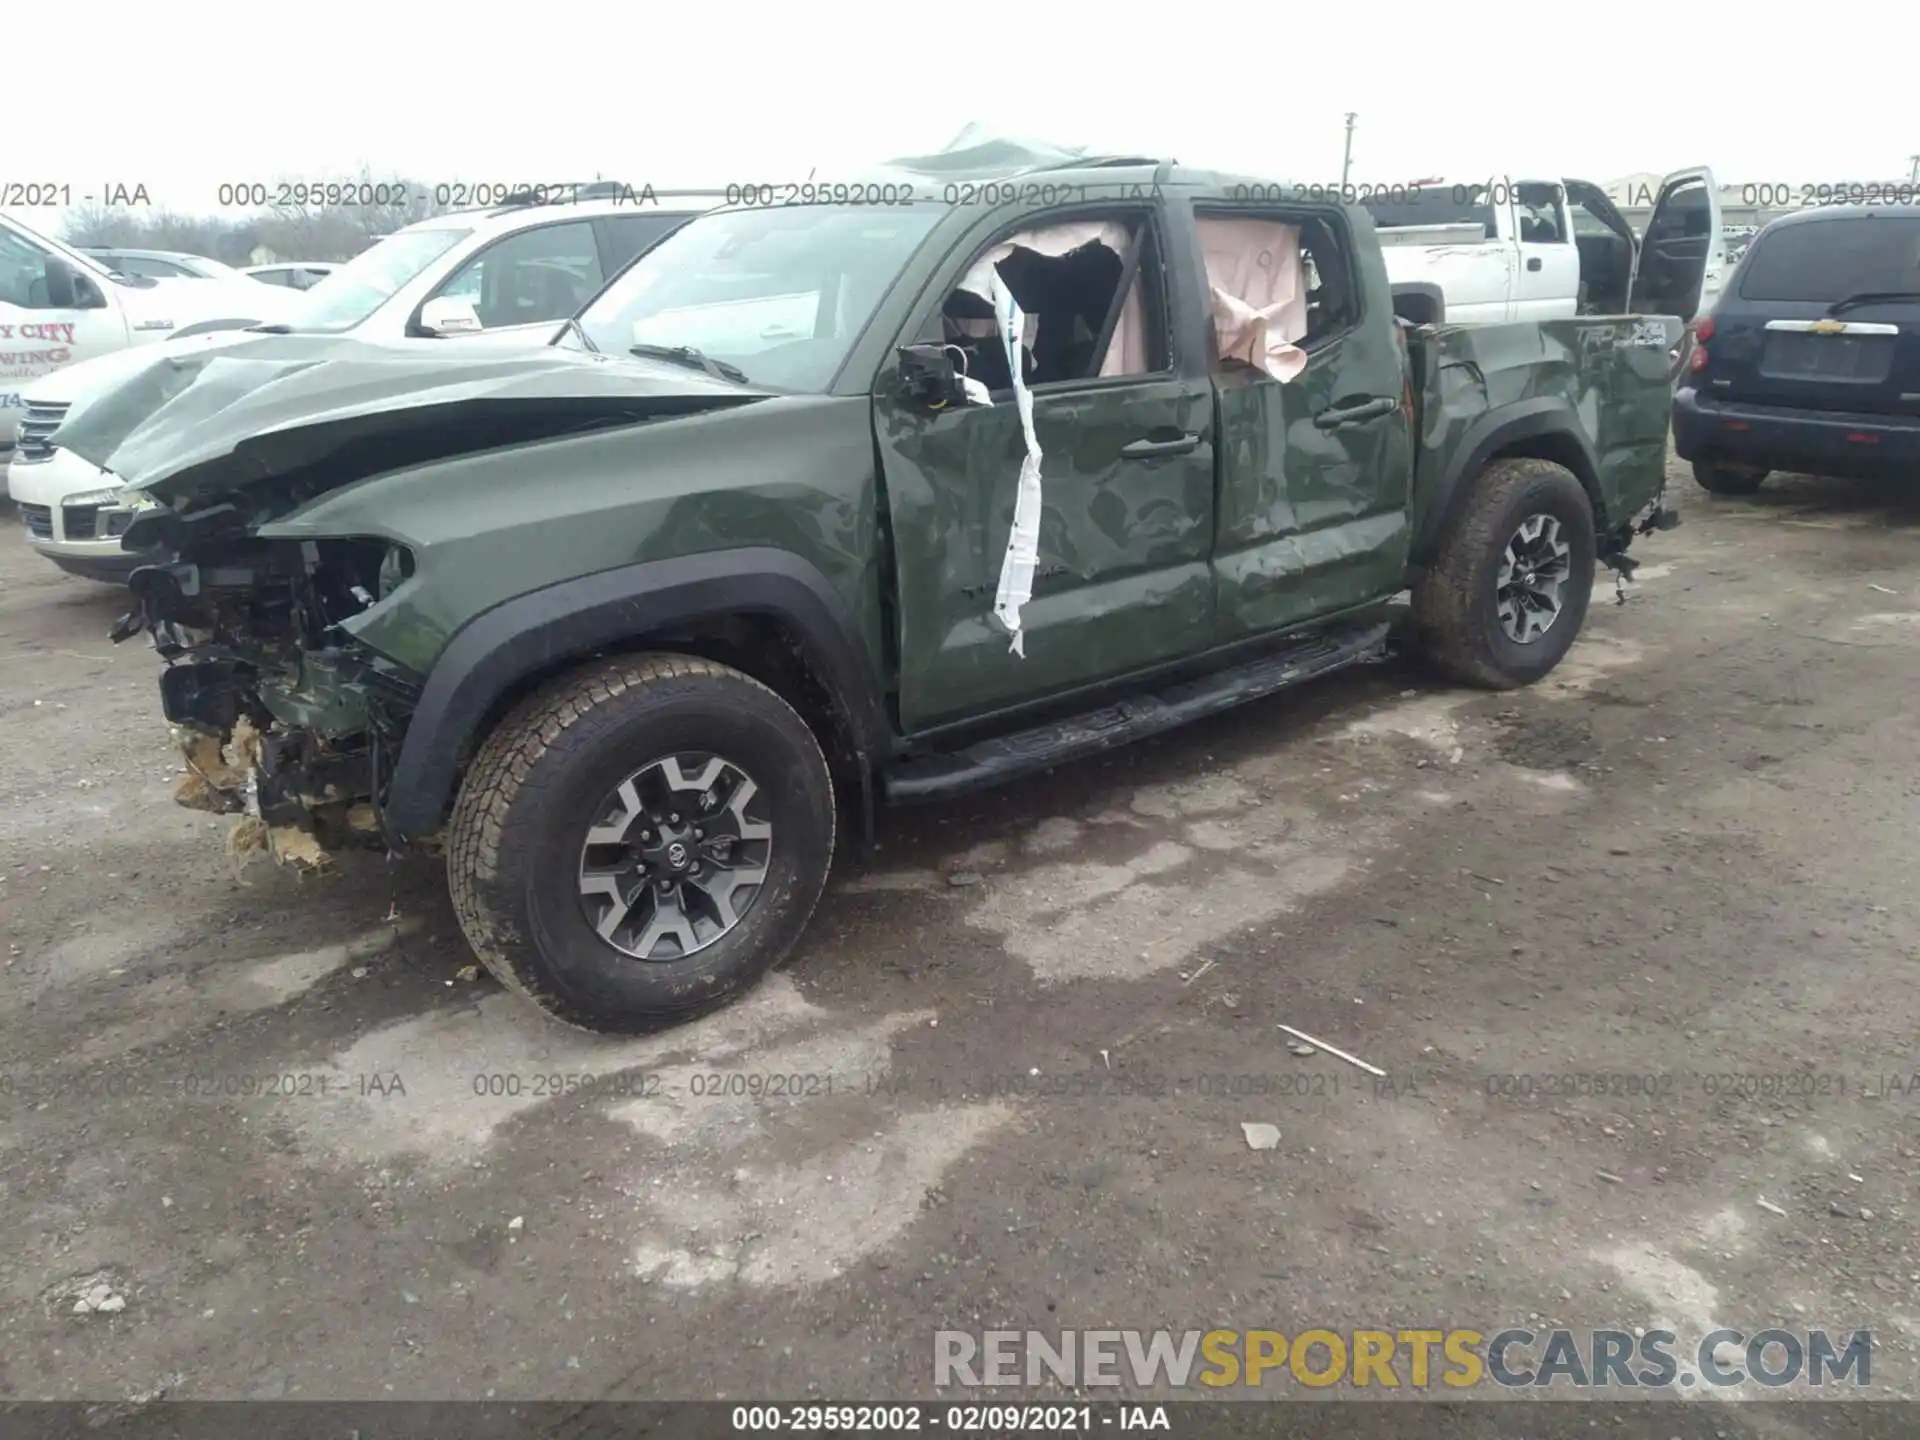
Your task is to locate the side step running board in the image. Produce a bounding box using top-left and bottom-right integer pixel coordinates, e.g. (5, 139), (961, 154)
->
(882, 620), (1392, 804)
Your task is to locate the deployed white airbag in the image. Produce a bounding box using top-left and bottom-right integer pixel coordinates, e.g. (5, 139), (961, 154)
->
(987, 269), (1042, 656)
(1196, 216), (1310, 381)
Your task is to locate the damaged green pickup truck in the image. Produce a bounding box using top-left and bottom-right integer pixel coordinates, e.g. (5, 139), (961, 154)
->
(66, 141), (1692, 1033)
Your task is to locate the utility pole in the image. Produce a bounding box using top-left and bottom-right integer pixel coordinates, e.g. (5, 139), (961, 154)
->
(1341, 113), (1358, 189)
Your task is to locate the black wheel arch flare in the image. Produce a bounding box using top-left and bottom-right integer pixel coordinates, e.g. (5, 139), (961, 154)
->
(379, 547), (889, 843)
(1414, 400), (1607, 567)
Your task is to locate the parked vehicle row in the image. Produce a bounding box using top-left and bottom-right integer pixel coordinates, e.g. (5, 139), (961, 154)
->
(8, 186), (718, 575)
(82, 248), (337, 289)
(1, 214), (306, 470)
(79, 247), (245, 280)
(52, 140), (1695, 1034)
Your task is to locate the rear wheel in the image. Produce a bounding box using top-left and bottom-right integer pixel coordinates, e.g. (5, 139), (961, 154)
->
(1691, 459), (1768, 495)
(447, 653), (835, 1034)
(1414, 457), (1597, 689)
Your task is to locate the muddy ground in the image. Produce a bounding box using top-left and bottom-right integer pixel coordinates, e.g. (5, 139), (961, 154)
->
(0, 455), (1916, 1435)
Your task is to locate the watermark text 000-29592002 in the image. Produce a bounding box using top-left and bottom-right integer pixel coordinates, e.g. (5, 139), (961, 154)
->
(211, 180), (666, 210)
(1740, 181), (1920, 208)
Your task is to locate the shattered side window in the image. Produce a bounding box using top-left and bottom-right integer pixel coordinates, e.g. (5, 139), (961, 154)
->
(939, 215), (1169, 393)
(1299, 218), (1359, 343)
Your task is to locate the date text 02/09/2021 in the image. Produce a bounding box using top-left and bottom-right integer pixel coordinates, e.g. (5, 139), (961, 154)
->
(0, 1071), (405, 1104)
(454, 1071), (1385, 1103)
(727, 1403), (1169, 1433)
(721, 180), (1169, 209)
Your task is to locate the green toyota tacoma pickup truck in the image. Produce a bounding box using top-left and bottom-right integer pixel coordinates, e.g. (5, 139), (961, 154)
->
(60, 142), (1695, 1033)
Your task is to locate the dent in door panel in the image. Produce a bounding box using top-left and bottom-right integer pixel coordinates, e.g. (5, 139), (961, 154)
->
(881, 377), (1216, 727)
(1211, 341), (1413, 636)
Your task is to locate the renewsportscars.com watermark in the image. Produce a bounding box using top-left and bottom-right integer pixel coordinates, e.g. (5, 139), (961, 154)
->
(934, 1328), (1873, 1391)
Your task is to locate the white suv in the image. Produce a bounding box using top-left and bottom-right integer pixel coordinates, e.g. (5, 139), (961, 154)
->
(10, 185), (718, 580)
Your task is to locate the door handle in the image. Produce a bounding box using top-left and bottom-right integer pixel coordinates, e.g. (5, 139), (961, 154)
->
(1120, 432), (1200, 459)
(1312, 397), (1397, 429)
(1527, 256), (1543, 272)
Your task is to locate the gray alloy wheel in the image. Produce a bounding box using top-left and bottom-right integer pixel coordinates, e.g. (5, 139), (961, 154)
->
(1495, 513), (1573, 644)
(577, 753), (773, 960)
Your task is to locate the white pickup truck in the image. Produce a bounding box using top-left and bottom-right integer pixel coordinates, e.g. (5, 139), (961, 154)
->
(2, 210), (300, 476)
(1363, 168), (1725, 328)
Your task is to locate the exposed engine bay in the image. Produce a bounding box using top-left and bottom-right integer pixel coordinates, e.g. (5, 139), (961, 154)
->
(69, 334), (776, 870)
(111, 505), (426, 867)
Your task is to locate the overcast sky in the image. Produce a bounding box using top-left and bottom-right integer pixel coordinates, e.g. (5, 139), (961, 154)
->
(10, 0), (1916, 226)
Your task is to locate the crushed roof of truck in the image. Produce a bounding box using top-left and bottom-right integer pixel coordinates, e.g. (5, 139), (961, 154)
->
(867, 134), (1306, 202)
(877, 136), (1161, 181)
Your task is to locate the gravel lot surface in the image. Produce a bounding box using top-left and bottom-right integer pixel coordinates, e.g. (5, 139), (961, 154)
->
(1, 456), (1915, 1435)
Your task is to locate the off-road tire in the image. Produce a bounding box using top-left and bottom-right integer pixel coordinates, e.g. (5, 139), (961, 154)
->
(447, 653), (835, 1034)
(1413, 456), (1597, 690)
(1691, 459), (1768, 496)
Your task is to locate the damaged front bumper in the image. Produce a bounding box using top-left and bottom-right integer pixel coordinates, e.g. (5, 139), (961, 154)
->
(167, 707), (390, 869)
(114, 521), (430, 868)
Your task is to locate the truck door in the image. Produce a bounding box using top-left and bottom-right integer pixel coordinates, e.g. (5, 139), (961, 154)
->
(1509, 180), (1581, 319)
(873, 200), (1217, 732)
(1629, 168), (1724, 321)
(1197, 201), (1415, 641)
(0, 217), (132, 449)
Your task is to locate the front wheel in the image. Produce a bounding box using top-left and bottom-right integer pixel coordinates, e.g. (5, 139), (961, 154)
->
(447, 653), (836, 1034)
(1413, 457), (1597, 690)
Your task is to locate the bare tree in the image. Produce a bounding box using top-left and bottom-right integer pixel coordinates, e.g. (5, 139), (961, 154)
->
(61, 202), (133, 247)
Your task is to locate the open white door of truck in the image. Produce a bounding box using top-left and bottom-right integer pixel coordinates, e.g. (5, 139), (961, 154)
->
(1628, 167), (1724, 321)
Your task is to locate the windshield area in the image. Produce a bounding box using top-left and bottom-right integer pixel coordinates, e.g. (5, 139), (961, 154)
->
(577, 205), (944, 391)
(285, 226), (473, 332)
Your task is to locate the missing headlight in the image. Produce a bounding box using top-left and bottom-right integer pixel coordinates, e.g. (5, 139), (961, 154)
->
(306, 539), (416, 624)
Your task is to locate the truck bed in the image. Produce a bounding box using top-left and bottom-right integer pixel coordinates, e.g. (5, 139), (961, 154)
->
(1407, 315), (1682, 548)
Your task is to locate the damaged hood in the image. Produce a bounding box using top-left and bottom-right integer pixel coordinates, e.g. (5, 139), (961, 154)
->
(51, 333), (773, 506)
(23, 327), (264, 409)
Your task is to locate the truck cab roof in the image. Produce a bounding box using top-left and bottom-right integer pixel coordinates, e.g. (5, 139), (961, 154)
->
(869, 140), (1308, 203)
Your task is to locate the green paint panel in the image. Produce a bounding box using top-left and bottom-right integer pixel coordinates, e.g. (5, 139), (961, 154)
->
(80, 164), (1680, 762)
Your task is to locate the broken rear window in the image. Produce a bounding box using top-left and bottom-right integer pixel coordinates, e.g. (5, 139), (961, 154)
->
(937, 217), (1167, 391)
